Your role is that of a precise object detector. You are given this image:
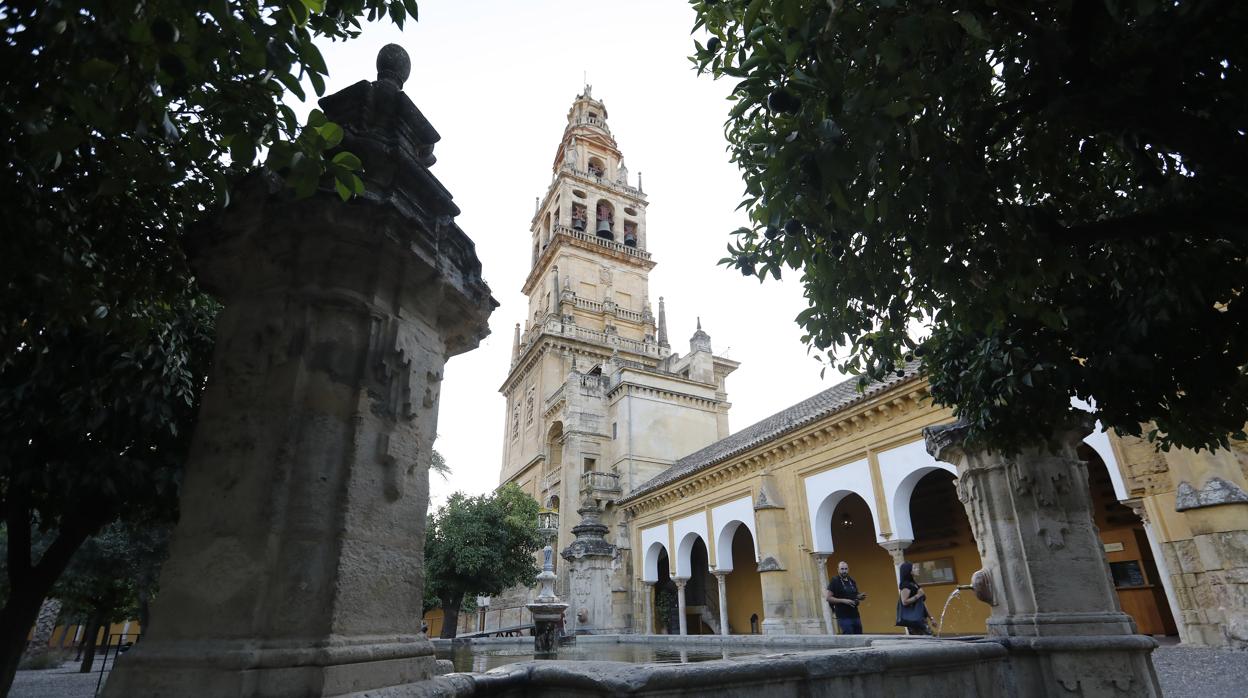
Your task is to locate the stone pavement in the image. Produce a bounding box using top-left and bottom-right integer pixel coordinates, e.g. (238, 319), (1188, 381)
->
(11, 645), (1248, 697)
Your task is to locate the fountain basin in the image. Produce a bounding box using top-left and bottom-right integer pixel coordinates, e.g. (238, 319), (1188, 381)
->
(352, 635), (1006, 697)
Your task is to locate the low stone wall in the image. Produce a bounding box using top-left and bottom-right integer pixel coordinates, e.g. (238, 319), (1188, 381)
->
(356, 636), (1007, 697)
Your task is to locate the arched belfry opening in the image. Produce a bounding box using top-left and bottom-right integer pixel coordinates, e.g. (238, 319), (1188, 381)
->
(595, 199), (614, 240)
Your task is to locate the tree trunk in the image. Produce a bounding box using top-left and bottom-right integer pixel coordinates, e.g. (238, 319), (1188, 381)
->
(439, 594), (462, 639)
(78, 614), (104, 674)
(0, 500), (97, 697)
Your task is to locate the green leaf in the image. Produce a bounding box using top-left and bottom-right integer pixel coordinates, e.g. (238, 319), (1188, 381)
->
(952, 12), (987, 41)
(331, 151), (362, 170)
(743, 0), (766, 35)
(316, 122), (344, 148)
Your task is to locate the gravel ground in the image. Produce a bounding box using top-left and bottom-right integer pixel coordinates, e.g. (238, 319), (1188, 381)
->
(10, 644), (1248, 697)
(1153, 644), (1248, 698)
(11, 657), (114, 698)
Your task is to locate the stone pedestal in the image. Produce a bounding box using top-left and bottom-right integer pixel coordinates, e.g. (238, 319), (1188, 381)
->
(924, 418), (1162, 697)
(528, 546), (568, 657)
(561, 498), (615, 634)
(103, 46), (495, 698)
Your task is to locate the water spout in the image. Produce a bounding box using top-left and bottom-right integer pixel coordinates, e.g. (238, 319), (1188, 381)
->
(936, 588), (964, 638)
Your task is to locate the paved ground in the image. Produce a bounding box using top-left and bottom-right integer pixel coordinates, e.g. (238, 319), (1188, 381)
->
(11, 644), (1248, 696)
(12, 656), (114, 698)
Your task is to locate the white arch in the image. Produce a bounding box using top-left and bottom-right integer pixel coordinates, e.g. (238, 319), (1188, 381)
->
(640, 525), (669, 583)
(711, 496), (758, 572)
(804, 458), (884, 553)
(878, 439), (958, 542)
(1071, 399), (1128, 500)
(672, 512), (709, 578)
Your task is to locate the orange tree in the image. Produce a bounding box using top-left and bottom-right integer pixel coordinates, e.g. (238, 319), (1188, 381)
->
(691, 0), (1248, 452)
(0, 0), (419, 691)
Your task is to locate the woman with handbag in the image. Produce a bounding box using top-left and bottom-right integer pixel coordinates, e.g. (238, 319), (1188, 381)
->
(896, 562), (933, 635)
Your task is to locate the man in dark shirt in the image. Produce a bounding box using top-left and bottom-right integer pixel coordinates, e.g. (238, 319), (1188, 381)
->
(825, 560), (867, 634)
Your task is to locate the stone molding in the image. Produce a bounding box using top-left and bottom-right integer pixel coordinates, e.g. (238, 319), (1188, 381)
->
(1174, 476), (1248, 511)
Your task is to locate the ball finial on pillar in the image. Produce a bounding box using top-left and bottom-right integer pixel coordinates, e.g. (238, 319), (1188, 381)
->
(376, 44), (411, 88)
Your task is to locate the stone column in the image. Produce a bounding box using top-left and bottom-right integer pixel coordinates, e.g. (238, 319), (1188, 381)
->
(103, 46), (495, 698)
(879, 539), (912, 584)
(754, 489), (794, 634)
(924, 418), (1161, 697)
(712, 570), (730, 636)
(812, 553), (835, 634)
(642, 581), (656, 634)
(675, 578), (689, 636)
(560, 497), (616, 634)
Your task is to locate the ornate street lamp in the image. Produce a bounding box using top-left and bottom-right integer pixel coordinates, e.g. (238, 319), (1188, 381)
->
(537, 508), (560, 546)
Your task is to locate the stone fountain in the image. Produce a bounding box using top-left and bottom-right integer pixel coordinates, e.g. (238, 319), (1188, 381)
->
(526, 545), (568, 657)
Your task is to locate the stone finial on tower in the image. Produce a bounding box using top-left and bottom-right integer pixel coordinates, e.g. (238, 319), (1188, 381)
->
(657, 296), (669, 348)
(690, 317), (712, 354)
(512, 323), (521, 360)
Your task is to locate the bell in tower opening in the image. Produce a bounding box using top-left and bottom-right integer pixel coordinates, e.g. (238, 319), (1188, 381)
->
(572, 203), (588, 231)
(596, 200), (614, 240)
(623, 221), (637, 247)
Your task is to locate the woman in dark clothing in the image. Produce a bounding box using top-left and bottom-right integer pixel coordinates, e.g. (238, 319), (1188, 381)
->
(897, 562), (934, 635)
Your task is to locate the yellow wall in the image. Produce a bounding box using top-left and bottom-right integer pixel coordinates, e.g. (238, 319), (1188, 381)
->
(904, 470), (991, 635)
(423, 609), (444, 637)
(825, 495), (901, 634)
(725, 527), (763, 634)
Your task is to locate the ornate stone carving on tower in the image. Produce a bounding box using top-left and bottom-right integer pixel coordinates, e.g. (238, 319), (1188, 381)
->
(490, 88), (739, 635)
(104, 46), (495, 696)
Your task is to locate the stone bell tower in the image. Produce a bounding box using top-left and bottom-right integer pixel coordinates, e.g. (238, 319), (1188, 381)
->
(491, 87), (738, 634)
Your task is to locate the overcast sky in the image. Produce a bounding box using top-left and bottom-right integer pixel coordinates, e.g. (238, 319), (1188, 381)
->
(304, 1), (845, 506)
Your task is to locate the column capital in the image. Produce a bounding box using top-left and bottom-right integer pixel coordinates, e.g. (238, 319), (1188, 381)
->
(642, 579), (657, 587)
(710, 569), (730, 579)
(673, 577), (689, 589)
(878, 539), (912, 554)
(811, 552), (832, 563)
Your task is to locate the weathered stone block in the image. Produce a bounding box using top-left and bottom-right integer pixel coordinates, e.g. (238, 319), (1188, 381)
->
(1173, 539), (1204, 574)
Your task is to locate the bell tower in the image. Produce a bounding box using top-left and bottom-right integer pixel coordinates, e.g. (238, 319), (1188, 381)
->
(494, 88), (737, 634)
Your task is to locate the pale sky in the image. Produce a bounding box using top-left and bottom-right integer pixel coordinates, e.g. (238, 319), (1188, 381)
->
(304, 1), (844, 506)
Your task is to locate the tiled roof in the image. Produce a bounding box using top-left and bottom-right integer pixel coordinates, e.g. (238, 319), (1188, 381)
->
(619, 363), (923, 503)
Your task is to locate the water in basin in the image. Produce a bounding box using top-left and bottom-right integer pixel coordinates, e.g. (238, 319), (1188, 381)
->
(437, 642), (768, 673)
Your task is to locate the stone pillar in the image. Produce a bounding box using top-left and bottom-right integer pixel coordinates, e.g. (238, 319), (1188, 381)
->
(879, 539), (912, 584)
(712, 570), (730, 636)
(813, 553), (835, 634)
(754, 487), (794, 634)
(560, 497), (616, 634)
(1163, 446), (1248, 649)
(642, 581), (656, 634)
(675, 578), (689, 636)
(924, 419), (1161, 697)
(103, 46), (495, 698)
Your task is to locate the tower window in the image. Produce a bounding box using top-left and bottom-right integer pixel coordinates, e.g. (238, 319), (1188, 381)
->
(612, 422), (618, 440)
(584, 457), (597, 473)
(587, 157), (605, 178)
